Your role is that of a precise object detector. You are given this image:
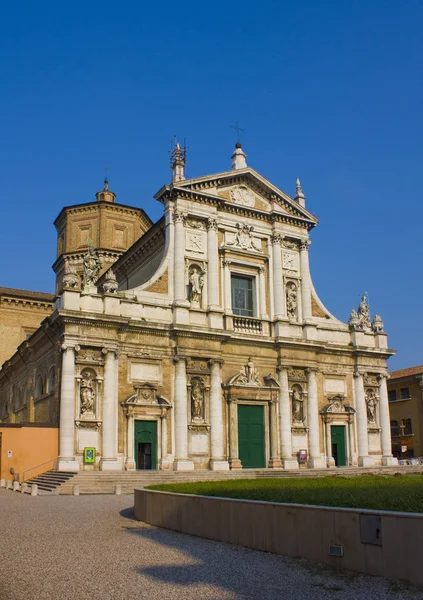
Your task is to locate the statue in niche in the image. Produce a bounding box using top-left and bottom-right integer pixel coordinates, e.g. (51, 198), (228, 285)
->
(291, 387), (304, 423)
(366, 389), (377, 424)
(83, 246), (103, 287)
(188, 266), (205, 304)
(191, 377), (205, 420)
(80, 371), (95, 414)
(286, 282), (298, 319)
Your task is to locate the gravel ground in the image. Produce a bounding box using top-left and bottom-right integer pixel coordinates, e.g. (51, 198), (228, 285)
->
(0, 489), (421, 600)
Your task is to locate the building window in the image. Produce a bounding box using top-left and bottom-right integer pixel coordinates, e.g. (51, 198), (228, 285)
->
(402, 418), (413, 435)
(400, 387), (410, 400)
(231, 275), (255, 317)
(388, 390), (397, 402)
(390, 420), (400, 437)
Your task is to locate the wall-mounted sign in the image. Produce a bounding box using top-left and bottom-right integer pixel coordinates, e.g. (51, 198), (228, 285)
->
(83, 447), (96, 464)
(298, 449), (308, 463)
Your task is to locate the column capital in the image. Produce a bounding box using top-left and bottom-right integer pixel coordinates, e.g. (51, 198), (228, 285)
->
(271, 233), (283, 246)
(209, 358), (224, 367)
(101, 347), (118, 358)
(173, 354), (190, 364)
(354, 369), (367, 378)
(299, 239), (311, 251)
(377, 372), (389, 381)
(61, 343), (77, 353)
(305, 366), (319, 375)
(276, 363), (289, 374)
(222, 259), (232, 267)
(173, 210), (186, 224)
(258, 266), (265, 274)
(207, 217), (219, 231)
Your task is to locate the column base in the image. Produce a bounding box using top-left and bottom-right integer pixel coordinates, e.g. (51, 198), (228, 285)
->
(56, 458), (79, 472)
(268, 458), (283, 469)
(382, 456), (399, 466)
(308, 457), (327, 469)
(173, 306), (190, 325)
(160, 460), (172, 470)
(229, 458), (242, 469)
(303, 324), (317, 340)
(209, 459), (230, 471)
(358, 456), (375, 467)
(208, 310), (223, 329)
(100, 458), (120, 471)
(327, 456), (336, 468)
(173, 459), (195, 471)
(125, 459), (136, 471)
(282, 458), (299, 470)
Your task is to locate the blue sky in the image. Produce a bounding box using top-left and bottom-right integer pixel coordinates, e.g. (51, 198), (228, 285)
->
(1, 1), (422, 369)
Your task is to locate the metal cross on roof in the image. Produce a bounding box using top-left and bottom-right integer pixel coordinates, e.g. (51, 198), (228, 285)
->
(230, 121), (245, 143)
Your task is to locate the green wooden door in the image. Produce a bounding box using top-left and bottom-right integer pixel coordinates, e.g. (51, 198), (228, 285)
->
(331, 425), (347, 467)
(238, 404), (266, 468)
(134, 420), (157, 470)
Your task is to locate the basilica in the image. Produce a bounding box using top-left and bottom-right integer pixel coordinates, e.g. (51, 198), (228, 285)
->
(0, 143), (397, 472)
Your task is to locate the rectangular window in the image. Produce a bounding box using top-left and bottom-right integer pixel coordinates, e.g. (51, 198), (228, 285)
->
(390, 420), (400, 437)
(231, 275), (255, 317)
(388, 390), (397, 402)
(403, 418), (413, 435)
(400, 387), (410, 400)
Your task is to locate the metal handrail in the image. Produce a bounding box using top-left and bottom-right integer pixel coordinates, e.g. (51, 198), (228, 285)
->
(22, 457), (58, 483)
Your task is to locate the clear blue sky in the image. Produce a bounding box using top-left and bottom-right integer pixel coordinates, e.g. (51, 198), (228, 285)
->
(1, 1), (422, 369)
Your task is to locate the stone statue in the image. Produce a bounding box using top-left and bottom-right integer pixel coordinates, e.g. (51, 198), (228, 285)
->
(291, 388), (304, 423)
(80, 371), (95, 414)
(101, 269), (118, 294)
(191, 377), (204, 420)
(286, 282), (298, 319)
(349, 293), (372, 331)
(62, 259), (80, 289)
(371, 314), (384, 333)
(189, 267), (205, 304)
(83, 247), (103, 287)
(348, 309), (360, 330)
(366, 390), (377, 424)
(245, 357), (260, 385)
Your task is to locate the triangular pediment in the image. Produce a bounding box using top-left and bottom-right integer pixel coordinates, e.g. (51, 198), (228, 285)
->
(164, 168), (317, 225)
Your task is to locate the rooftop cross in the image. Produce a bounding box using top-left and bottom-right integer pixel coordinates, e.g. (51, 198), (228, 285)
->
(230, 121), (245, 144)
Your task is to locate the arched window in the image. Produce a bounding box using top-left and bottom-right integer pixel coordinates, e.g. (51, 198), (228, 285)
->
(35, 376), (44, 398)
(47, 369), (55, 394)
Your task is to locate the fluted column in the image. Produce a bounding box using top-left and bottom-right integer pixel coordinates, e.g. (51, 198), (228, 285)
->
(173, 210), (188, 305)
(125, 412), (136, 470)
(173, 357), (194, 471)
(207, 218), (219, 310)
(228, 399), (242, 469)
(271, 235), (285, 319)
(209, 360), (229, 470)
(354, 370), (374, 467)
(306, 367), (325, 468)
(299, 240), (312, 320)
(378, 374), (398, 465)
(268, 400), (282, 468)
(100, 348), (118, 470)
(278, 366), (297, 469)
(57, 344), (79, 471)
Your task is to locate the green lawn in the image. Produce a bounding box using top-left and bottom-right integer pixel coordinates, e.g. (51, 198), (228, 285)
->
(148, 475), (423, 513)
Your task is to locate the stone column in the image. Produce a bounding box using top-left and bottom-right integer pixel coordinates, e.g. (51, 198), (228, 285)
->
(207, 218), (219, 310)
(259, 266), (268, 319)
(125, 412), (135, 470)
(228, 399), (242, 469)
(209, 360), (229, 470)
(299, 240), (312, 320)
(173, 210), (187, 304)
(268, 400), (282, 468)
(325, 420), (335, 467)
(57, 344), (79, 471)
(223, 259), (232, 313)
(173, 357), (194, 471)
(378, 374), (398, 465)
(306, 368), (325, 468)
(354, 371), (374, 467)
(160, 410), (170, 468)
(348, 417), (355, 465)
(100, 348), (119, 470)
(278, 366), (297, 469)
(271, 235), (285, 319)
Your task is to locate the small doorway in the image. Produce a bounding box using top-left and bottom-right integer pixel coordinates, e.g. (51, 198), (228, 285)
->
(331, 425), (347, 467)
(238, 404), (266, 468)
(134, 421), (157, 470)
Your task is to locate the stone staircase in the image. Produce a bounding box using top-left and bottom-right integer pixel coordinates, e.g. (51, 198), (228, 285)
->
(27, 464), (423, 495)
(24, 471), (77, 494)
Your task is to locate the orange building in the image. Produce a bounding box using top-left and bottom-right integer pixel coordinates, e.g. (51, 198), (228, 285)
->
(388, 365), (423, 459)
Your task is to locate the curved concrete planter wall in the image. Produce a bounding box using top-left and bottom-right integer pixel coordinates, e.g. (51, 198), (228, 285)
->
(134, 487), (423, 587)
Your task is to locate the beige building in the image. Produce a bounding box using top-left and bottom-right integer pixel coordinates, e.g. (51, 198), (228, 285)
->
(0, 143), (398, 472)
(388, 365), (423, 459)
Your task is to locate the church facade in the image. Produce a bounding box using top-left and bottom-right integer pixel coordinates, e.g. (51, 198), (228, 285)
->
(0, 143), (397, 472)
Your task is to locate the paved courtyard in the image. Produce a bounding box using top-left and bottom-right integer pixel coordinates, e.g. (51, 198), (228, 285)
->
(0, 489), (421, 600)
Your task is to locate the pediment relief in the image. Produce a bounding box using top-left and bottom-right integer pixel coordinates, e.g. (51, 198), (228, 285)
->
(321, 395), (355, 415)
(121, 383), (171, 406)
(226, 358), (279, 388)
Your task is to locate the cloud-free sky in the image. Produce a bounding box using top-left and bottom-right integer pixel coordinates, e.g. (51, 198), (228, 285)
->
(1, 1), (422, 369)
